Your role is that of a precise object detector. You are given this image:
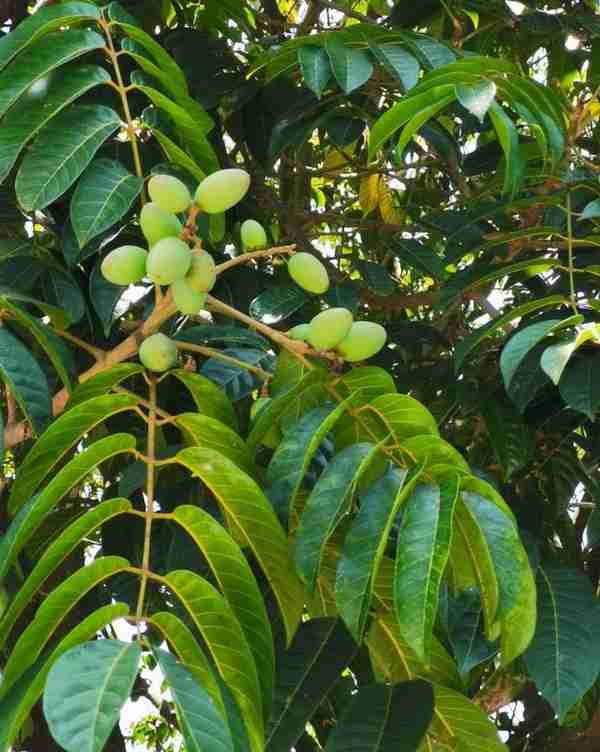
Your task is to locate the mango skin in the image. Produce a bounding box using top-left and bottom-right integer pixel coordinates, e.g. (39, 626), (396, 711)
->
(288, 253), (329, 294)
(148, 174), (191, 214)
(171, 279), (207, 315)
(307, 308), (353, 351)
(195, 168), (250, 214)
(140, 202), (182, 247)
(101, 245), (147, 285)
(241, 219), (267, 251)
(139, 333), (178, 372)
(336, 321), (387, 362)
(186, 250), (216, 293)
(146, 237), (192, 285)
(288, 323), (310, 341)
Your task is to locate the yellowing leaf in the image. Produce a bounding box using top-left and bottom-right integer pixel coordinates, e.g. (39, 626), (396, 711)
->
(379, 180), (404, 225)
(359, 174), (381, 216)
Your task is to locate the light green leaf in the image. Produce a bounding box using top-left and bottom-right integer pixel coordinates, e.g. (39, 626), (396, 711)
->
(71, 159), (143, 248)
(369, 393), (439, 441)
(0, 29), (105, 122)
(0, 2), (101, 72)
(501, 317), (581, 391)
(456, 80), (496, 122)
(336, 464), (422, 641)
(176, 413), (256, 476)
(66, 363), (144, 409)
(44, 641), (141, 752)
(172, 505), (274, 724)
(333, 365), (397, 401)
(155, 649), (235, 752)
(326, 35), (373, 94)
(164, 570), (263, 752)
(0, 603), (129, 752)
(524, 565), (600, 721)
(294, 443), (382, 590)
(368, 85), (455, 159)
(399, 434), (469, 472)
(151, 128), (207, 182)
(396, 93), (455, 156)
(0, 64), (110, 184)
(298, 45), (331, 99)
(0, 557), (130, 696)
(540, 330), (595, 386)
(488, 102), (524, 197)
(0, 498), (131, 649)
(0, 326), (51, 435)
(171, 370), (239, 430)
(581, 198), (600, 220)
(394, 476), (459, 663)
(0, 435), (134, 585)
(8, 393), (138, 515)
(16, 104), (121, 211)
(175, 447), (306, 644)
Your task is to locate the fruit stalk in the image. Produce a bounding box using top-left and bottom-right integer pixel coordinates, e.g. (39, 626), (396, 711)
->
(215, 244), (296, 274)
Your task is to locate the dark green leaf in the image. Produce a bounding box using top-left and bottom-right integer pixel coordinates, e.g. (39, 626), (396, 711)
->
(447, 589), (498, 676)
(249, 287), (309, 324)
(326, 35), (373, 94)
(89, 260), (127, 337)
(298, 45), (331, 99)
(370, 43), (420, 91)
(559, 353), (600, 419)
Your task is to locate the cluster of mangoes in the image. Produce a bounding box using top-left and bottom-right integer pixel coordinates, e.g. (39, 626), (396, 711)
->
(101, 167), (386, 371)
(287, 252), (387, 362)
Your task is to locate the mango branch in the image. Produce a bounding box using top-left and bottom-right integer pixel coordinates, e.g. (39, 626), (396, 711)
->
(215, 244), (296, 274)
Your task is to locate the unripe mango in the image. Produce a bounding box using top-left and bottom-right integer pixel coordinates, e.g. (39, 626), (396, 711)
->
(140, 202), (182, 247)
(288, 323), (310, 341)
(148, 174), (191, 214)
(288, 252), (329, 294)
(336, 321), (387, 362)
(139, 333), (178, 372)
(101, 245), (147, 285)
(185, 250), (216, 293)
(146, 237), (192, 285)
(241, 219), (267, 251)
(307, 308), (353, 351)
(171, 279), (207, 315)
(195, 168), (250, 214)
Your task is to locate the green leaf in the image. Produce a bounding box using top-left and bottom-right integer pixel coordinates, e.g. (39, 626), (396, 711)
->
(16, 104), (121, 211)
(0, 64), (110, 184)
(43, 266), (86, 325)
(480, 401), (532, 481)
(149, 613), (226, 715)
(0, 326), (51, 434)
(454, 295), (567, 371)
(524, 565), (600, 721)
(336, 464), (421, 641)
(456, 80), (496, 122)
(368, 85), (455, 160)
(398, 434), (469, 472)
(174, 325), (269, 351)
(70, 159), (143, 248)
(447, 589), (498, 676)
(201, 348), (274, 402)
(488, 102), (524, 197)
(135, 85), (219, 174)
(0, 29), (104, 123)
(540, 328), (598, 386)
(294, 443), (381, 590)
(370, 43), (420, 91)
(581, 198), (600, 220)
(334, 365), (397, 401)
(175, 447), (306, 644)
(151, 127), (207, 182)
(501, 317), (580, 392)
(396, 93), (455, 157)
(66, 363), (144, 409)
(390, 237), (446, 280)
(267, 401), (351, 521)
(2, 299), (73, 392)
(175, 414), (255, 476)
(8, 393), (137, 515)
(249, 287), (309, 324)
(0, 498), (131, 649)
(559, 353), (600, 419)
(0, 434), (135, 587)
(172, 504), (274, 724)
(171, 370), (238, 430)
(298, 45), (331, 99)
(0, 2), (101, 72)
(324, 680), (434, 752)
(164, 570), (263, 752)
(44, 641), (141, 752)
(0, 556), (130, 696)
(326, 35), (373, 94)
(394, 476), (459, 662)
(358, 261), (396, 297)
(266, 618), (358, 752)
(155, 649), (235, 752)
(89, 261), (126, 337)
(369, 393), (439, 441)
(0, 603), (129, 752)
